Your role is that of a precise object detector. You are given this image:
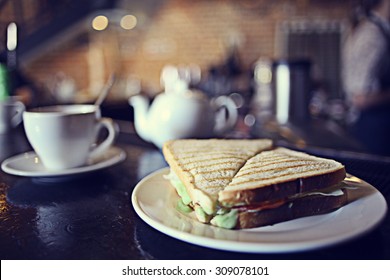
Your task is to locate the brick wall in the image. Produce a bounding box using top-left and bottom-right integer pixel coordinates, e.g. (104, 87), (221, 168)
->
(19, 0), (352, 99)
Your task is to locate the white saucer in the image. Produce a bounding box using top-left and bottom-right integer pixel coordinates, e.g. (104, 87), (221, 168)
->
(1, 146), (126, 179)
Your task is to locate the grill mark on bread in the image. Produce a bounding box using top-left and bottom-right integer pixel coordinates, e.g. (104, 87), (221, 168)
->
(234, 160), (332, 178)
(242, 158), (301, 168)
(176, 152), (249, 161)
(173, 149), (259, 157)
(196, 177), (232, 183)
(229, 174), (300, 187)
(243, 156), (290, 168)
(195, 167), (237, 175)
(248, 155), (286, 162)
(177, 155), (247, 164)
(178, 160), (244, 170)
(235, 162), (307, 178)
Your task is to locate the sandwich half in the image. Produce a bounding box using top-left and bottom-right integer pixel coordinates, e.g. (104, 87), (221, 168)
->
(219, 147), (347, 229)
(162, 139), (273, 223)
(162, 139), (347, 229)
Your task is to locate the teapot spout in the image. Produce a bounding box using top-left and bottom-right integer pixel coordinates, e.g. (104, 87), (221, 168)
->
(129, 95), (151, 142)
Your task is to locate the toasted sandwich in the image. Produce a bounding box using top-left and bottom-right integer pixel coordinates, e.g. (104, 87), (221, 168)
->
(162, 139), (347, 229)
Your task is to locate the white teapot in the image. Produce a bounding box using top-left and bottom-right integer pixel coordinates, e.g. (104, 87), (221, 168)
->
(129, 80), (238, 148)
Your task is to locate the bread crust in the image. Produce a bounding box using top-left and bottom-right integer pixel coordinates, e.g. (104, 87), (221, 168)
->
(219, 167), (346, 206)
(236, 187), (348, 229)
(163, 140), (198, 202)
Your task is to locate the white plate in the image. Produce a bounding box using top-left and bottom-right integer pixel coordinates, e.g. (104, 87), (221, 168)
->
(132, 168), (388, 253)
(1, 146), (126, 179)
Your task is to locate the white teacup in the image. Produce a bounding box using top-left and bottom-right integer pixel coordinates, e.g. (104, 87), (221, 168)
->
(23, 104), (117, 170)
(0, 98), (25, 134)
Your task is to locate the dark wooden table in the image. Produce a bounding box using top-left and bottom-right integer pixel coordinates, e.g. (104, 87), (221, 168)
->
(0, 120), (389, 260)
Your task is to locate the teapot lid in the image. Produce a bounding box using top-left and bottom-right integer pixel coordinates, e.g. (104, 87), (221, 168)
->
(172, 79), (188, 94)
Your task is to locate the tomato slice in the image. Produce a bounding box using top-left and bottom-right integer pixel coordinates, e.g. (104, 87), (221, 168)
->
(233, 199), (287, 212)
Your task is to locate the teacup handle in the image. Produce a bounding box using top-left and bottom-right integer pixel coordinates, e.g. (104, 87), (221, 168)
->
(212, 95), (238, 135)
(89, 118), (118, 159)
(11, 101), (26, 127)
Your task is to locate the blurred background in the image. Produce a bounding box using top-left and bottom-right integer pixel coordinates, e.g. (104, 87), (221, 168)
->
(0, 0), (382, 155)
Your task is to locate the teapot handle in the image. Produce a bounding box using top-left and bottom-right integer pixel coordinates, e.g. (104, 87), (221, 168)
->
(212, 95), (238, 135)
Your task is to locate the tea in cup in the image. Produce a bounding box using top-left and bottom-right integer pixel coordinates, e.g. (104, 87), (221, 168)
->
(0, 98), (25, 134)
(23, 104), (117, 170)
